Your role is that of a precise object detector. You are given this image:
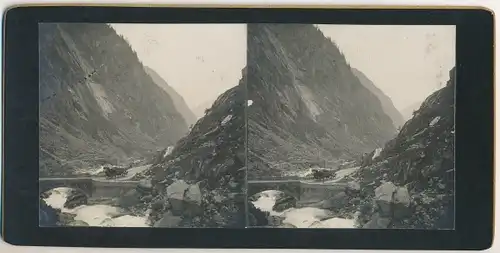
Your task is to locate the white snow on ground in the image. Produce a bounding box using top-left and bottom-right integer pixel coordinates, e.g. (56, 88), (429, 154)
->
(429, 116), (441, 127)
(43, 187), (149, 227)
(372, 148), (382, 160)
(247, 100), (253, 106)
(221, 115), (233, 126)
(163, 146), (174, 158)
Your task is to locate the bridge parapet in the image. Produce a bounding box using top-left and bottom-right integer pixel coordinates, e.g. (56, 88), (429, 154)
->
(39, 178), (95, 197)
(39, 178), (141, 198)
(247, 179), (348, 203)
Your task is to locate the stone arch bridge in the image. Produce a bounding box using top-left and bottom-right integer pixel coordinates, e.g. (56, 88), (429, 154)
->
(39, 177), (139, 198)
(247, 179), (347, 202)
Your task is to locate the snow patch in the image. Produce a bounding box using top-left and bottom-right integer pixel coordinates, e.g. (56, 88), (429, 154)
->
(429, 116), (441, 127)
(163, 146), (174, 158)
(247, 100), (253, 106)
(372, 148), (382, 160)
(221, 115), (233, 126)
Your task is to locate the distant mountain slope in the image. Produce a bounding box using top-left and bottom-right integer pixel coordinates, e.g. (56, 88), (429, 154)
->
(144, 66), (197, 126)
(246, 24), (398, 178)
(39, 23), (188, 177)
(347, 67), (456, 229)
(352, 68), (405, 128)
(401, 101), (423, 120)
(192, 100), (215, 119)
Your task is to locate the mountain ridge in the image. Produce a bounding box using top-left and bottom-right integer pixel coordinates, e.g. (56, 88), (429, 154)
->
(39, 23), (188, 177)
(351, 68), (405, 128)
(144, 66), (197, 126)
(246, 24), (398, 178)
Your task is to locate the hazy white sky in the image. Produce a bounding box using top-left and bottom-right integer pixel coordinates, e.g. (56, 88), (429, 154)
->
(111, 24), (455, 112)
(111, 24), (246, 110)
(318, 25), (456, 110)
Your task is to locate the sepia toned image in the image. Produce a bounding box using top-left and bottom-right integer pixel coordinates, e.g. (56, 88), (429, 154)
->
(246, 24), (456, 229)
(37, 22), (456, 230)
(38, 23), (248, 228)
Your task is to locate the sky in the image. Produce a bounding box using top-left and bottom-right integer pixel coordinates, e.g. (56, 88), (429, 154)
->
(111, 24), (247, 111)
(318, 25), (456, 111)
(111, 24), (455, 113)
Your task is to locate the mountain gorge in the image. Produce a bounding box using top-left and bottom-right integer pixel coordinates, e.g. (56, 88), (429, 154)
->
(144, 66), (197, 126)
(352, 68), (405, 128)
(246, 24), (398, 178)
(39, 23), (188, 177)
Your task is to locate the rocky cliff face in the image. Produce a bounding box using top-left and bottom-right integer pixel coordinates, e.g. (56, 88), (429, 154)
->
(347, 67), (455, 229)
(146, 69), (247, 227)
(352, 68), (405, 128)
(246, 24), (397, 178)
(39, 23), (188, 177)
(144, 66), (197, 126)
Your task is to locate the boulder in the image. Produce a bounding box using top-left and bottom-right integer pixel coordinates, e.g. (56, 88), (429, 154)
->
(345, 181), (361, 196)
(136, 179), (153, 195)
(392, 187), (411, 219)
(64, 190), (88, 209)
(153, 211), (183, 227)
(373, 182), (411, 219)
(117, 189), (142, 208)
(166, 180), (190, 215)
(165, 180), (203, 217)
(185, 184), (202, 205)
(374, 182), (397, 216)
(362, 213), (391, 229)
(268, 215), (285, 226)
(272, 195), (296, 212)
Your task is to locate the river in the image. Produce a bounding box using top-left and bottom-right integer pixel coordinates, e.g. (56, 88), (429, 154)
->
(42, 160), (361, 228)
(42, 163), (154, 227)
(251, 166), (361, 228)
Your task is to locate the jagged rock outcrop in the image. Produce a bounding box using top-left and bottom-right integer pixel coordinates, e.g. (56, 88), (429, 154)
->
(146, 71), (247, 227)
(246, 24), (397, 178)
(39, 23), (188, 177)
(352, 68), (405, 128)
(144, 66), (197, 126)
(350, 67), (456, 229)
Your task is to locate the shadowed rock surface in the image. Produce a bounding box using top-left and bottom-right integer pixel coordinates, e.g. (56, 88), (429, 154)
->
(246, 24), (398, 178)
(352, 68), (405, 128)
(343, 67), (456, 229)
(144, 66), (197, 126)
(39, 23), (188, 177)
(144, 69), (247, 227)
